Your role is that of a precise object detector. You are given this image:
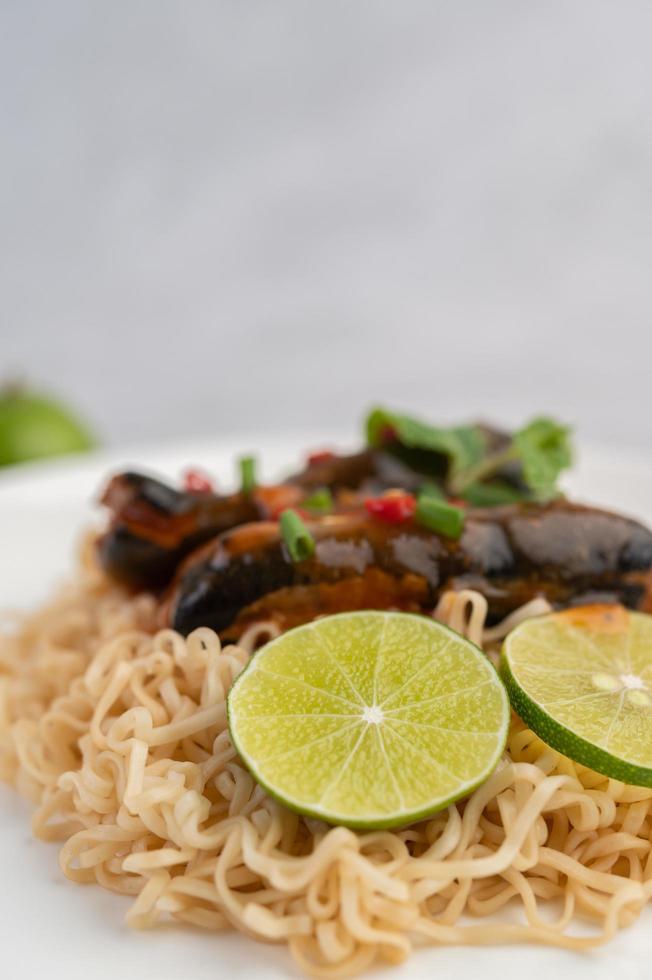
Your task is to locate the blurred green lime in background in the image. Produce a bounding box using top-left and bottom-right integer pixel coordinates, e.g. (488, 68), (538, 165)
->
(0, 386), (96, 467)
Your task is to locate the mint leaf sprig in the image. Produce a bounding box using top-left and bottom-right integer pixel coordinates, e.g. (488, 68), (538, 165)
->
(365, 407), (573, 505)
(450, 417), (573, 501)
(366, 407), (485, 480)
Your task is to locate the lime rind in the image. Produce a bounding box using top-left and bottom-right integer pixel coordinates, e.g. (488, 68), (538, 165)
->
(0, 391), (95, 466)
(500, 608), (652, 787)
(228, 611), (509, 830)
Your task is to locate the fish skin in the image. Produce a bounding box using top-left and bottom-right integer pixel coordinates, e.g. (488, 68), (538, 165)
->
(164, 501), (652, 638)
(96, 425), (521, 591)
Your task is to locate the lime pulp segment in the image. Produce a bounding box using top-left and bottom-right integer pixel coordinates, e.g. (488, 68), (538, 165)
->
(227, 611), (509, 829)
(501, 605), (652, 786)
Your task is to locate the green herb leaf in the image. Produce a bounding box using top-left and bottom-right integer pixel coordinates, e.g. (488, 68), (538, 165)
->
(280, 509), (316, 562)
(418, 480), (445, 501)
(365, 407), (485, 479)
(239, 456), (257, 495)
(449, 416), (573, 502)
(460, 480), (529, 507)
(415, 494), (465, 539)
(366, 406), (573, 507)
(302, 488), (334, 514)
(513, 417), (573, 501)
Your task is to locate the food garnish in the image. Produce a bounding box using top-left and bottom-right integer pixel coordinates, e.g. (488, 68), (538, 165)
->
(415, 493), (465, 538)
(451, 416), (573, 500)
(279, 508), (316, 561)
(501, 605), (652, 785)
(366, 407), (573, 502)
(307, 449), (335, 465)
(227, 611), (509, 829)
(364, 489), (416, 523)
(238, 455), (257, 495)
(182, 468), (214, 493)
(363, 489), (466, 538)
(302, 488), (334, 514)
(366, 407), (485, 481)
(457, 480), (525, 506)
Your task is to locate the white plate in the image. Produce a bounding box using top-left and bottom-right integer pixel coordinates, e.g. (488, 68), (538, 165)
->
(1, 436), (651, 980)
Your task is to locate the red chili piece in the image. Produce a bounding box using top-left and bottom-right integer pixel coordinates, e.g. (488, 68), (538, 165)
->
(365, 492), (416, 524)
(379, 425), (397, 444)
(307, 450), (335, 465)
(183, 469), (214, 494)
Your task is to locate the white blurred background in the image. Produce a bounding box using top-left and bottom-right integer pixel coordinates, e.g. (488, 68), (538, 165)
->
(2, 1), (651, 450)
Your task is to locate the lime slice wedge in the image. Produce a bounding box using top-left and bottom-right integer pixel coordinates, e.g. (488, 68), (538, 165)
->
(227, 611), (509, 829)
(501, 604), (652, 786)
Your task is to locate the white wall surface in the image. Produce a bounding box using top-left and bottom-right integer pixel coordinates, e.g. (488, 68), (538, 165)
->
(1, 1), (651, 450)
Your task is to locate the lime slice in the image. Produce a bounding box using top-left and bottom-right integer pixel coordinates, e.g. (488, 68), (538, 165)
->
(501, 605), (652, 786)
(227, 611), (509, 829)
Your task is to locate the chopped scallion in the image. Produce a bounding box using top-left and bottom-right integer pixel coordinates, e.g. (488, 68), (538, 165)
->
(280, 509), (315, 562)
(415, 495), (465, 539)
(239, 456), (257, 495)
(302, 488), (333, 514)
(418, 480), (445, 501)
(460, 480), (527, 507)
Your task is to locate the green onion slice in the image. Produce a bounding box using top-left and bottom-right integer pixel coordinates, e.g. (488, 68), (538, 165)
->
(415, 495), (465, 539)
(418, 480), (445, 501)
(239, 456), (257, 495)
(460, 480), (526, 507)
(302, 488), (333, 514)
(280, 509), (316, 562)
